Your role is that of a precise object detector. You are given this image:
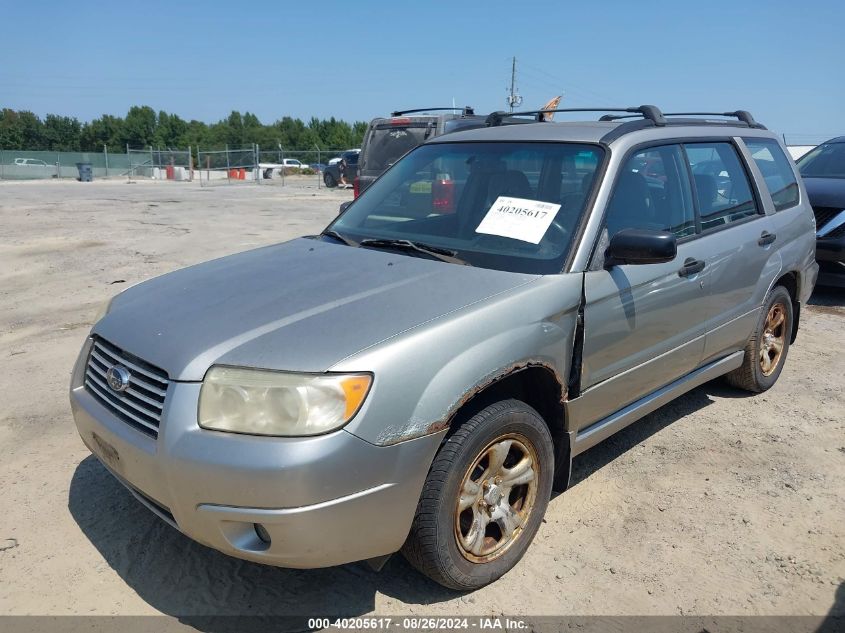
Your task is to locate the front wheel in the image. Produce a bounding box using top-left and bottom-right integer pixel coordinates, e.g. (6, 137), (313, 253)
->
(323, 172), (337, 188)
(402, 399), (553, 590)
(725, 285), (793, 392)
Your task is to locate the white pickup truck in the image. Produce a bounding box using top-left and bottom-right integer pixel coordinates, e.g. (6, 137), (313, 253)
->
(257, 158), (310, 179)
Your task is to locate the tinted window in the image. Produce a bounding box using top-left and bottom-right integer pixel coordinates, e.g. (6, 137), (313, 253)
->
(362, 123), (432, 172)
(684, 142), (758, 230)
(329, 142), (604, 274)
(605, 144), (696, 239)
(743, 138), (799, 211)
(797, 142), (845, 178)
(443, 118), (487, 134)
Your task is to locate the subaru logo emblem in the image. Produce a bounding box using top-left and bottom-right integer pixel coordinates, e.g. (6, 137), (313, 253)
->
(106, 365), (131, 392)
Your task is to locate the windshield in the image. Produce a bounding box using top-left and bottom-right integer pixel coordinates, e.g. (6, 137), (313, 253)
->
(797, 142), (845, 178)
(326, 141), (604, 274)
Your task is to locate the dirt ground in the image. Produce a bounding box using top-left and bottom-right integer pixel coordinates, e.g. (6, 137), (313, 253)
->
(0, 179), (843, 620)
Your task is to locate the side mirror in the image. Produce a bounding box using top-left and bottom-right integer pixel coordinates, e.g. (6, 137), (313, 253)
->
(338, 201), (352, 215)
(606, 228), (677, 266)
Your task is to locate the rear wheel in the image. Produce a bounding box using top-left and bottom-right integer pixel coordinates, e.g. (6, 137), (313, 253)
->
(402, 399), (553, 590)
(725, 285), (792, 392)
(324, 172), (337, 188)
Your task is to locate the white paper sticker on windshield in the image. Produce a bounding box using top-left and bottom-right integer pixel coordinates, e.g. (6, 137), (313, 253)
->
(475, 196), (561, 244)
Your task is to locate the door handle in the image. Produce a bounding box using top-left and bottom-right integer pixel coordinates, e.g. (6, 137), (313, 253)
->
(758, 231), (777, 246)
(678, 257), (705, 277)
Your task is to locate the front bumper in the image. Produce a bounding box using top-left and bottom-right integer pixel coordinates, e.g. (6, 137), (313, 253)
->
(69, 339), (443, 568)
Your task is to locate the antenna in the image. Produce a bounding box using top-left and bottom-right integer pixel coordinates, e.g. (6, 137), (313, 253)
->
(507, 56), (523, 112)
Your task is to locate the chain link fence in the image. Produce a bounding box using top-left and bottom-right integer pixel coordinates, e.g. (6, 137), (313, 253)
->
(0, 148), (132, 180)
(127, 147), (193, 181)
(193, 145), (353, 187)
(0, 147), (195, 181)
(0, 146), (348, 184)
(196, 144), (259, 186)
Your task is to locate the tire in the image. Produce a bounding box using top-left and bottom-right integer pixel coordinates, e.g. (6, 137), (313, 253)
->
(401, 399), (554, 590)
(323, 172), (337, 188)
(725, 285), (793, 393)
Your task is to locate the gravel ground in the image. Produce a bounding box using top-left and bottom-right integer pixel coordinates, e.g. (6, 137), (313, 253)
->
(0, 179), (842, 620)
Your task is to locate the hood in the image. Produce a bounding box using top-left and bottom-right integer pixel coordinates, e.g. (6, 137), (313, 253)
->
(94, 238), (537, 381)
(803, 177), (845, 208)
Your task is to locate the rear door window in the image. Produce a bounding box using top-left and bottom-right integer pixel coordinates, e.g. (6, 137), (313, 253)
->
(743, 138), (799, 211)
(683, 142), (759, 230)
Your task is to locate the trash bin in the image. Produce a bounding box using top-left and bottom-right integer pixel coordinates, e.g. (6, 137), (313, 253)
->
(76, 162), (93, 182)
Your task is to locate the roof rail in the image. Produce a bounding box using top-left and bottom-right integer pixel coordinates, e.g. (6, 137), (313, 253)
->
(486, 105), (667, 127)
(391, 106), (475, 117)
(661, 110), (764, 128)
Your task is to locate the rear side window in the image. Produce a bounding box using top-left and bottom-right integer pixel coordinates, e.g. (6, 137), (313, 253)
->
(743, 138), (799, 211)
(605, 144), (696, 239)
(684, 142), (759, 230)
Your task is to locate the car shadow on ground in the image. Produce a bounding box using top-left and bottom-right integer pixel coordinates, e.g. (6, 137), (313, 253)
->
(68, 378), (737, 629)
(817, 582), (845, 632)
(568, 382), (718, 488)
(68, 455), (458, 630)
(808, 286), (845, 309)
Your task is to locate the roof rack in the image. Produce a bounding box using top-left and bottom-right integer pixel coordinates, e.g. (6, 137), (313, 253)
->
(661, 111), (764, 128)
(486, 105), (667, 127)
(391, 106), (475, 117)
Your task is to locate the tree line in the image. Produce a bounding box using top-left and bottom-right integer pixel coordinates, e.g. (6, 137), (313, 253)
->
(0, 106), (369, 152)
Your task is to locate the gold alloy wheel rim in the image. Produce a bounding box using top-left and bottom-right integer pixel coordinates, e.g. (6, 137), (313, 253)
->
(454, 433), (539, 564)
(760, 303), (787, 377)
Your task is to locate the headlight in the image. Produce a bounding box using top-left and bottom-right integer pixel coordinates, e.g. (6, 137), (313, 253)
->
(198, 366), (372, 437)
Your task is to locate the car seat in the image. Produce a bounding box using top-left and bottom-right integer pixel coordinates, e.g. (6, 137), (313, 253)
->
(605, 170), (652, 237)
(694, 174), (718, 216)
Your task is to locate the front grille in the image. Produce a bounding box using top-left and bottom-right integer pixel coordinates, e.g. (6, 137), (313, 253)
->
(84, 338), (169, 438)
(813, 206), (843, 231)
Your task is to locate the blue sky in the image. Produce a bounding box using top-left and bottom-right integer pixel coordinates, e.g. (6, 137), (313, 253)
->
(1, 0), (842, 143)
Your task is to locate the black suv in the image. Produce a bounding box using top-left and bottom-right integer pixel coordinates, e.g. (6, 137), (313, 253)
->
(356, 107), (490, 196)
(795, 136), (845, 287)
(323, 150), (360, 188)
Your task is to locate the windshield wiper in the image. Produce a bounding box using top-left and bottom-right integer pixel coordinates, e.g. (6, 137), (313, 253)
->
(359, 238), (470, 266)
(320, 229), (357, 247)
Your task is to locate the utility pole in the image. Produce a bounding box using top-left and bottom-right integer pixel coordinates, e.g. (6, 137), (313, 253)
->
(507, 56), (523, 112)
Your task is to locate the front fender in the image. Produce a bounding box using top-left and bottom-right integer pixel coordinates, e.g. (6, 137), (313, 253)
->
(335, 274), (583, 446)
(405, 325), (567, 442)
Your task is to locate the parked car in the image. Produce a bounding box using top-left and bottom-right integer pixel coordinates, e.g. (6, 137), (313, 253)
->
(323, 149), (359, 188)
(71, 106), (817, 591)
(14, 158), (50, 167)
(794, 136), (845, 286)
(281, 158), (307, 170)
(356, 107), (490, 196)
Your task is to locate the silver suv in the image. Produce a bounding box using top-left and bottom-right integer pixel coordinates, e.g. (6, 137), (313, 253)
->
(70, 106), (818, 590)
